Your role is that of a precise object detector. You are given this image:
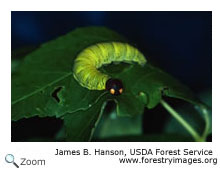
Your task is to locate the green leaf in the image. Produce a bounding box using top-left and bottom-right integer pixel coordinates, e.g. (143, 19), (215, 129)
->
(114, 91), (145, 117)
(12, 46), (40, 73)
(93, 110), (143, 139)
(63, 94), (107, 141)
(106, 63), (202, 109)
(12, 27), (126, 121)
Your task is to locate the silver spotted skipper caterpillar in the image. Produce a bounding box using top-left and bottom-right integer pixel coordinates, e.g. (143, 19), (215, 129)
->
(73, 42), (146, 95)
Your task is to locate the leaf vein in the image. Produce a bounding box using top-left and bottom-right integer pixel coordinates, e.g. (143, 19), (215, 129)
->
(12, 72), (72, 105)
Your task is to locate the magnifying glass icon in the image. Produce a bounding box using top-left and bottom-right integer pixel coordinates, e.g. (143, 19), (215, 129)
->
(5, 154), (19, 168)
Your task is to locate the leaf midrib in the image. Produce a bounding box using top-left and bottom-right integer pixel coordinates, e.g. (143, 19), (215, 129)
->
(12, 72), (72, 105)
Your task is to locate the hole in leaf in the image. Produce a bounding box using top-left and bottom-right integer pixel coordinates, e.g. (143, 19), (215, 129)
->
(52, 86), (63, 103)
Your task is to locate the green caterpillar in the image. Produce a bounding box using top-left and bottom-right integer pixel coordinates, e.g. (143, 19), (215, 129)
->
(73, 42), (146, 95)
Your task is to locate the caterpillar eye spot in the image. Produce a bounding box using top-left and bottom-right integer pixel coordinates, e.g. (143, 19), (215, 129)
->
(119, 88), (123, 94)
(110, 88), (115, 95)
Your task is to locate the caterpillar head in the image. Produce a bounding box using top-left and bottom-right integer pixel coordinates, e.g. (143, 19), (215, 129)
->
(105, 79), (123, 96)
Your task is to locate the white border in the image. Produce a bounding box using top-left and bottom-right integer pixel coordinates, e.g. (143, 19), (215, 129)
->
(0, 0), (219, 170)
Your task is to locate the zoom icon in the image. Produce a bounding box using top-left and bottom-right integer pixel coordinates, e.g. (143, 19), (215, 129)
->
(5, 154), (19, 168)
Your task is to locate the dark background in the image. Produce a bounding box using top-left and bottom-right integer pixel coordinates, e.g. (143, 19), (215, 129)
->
(11, 11), (212, 141)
